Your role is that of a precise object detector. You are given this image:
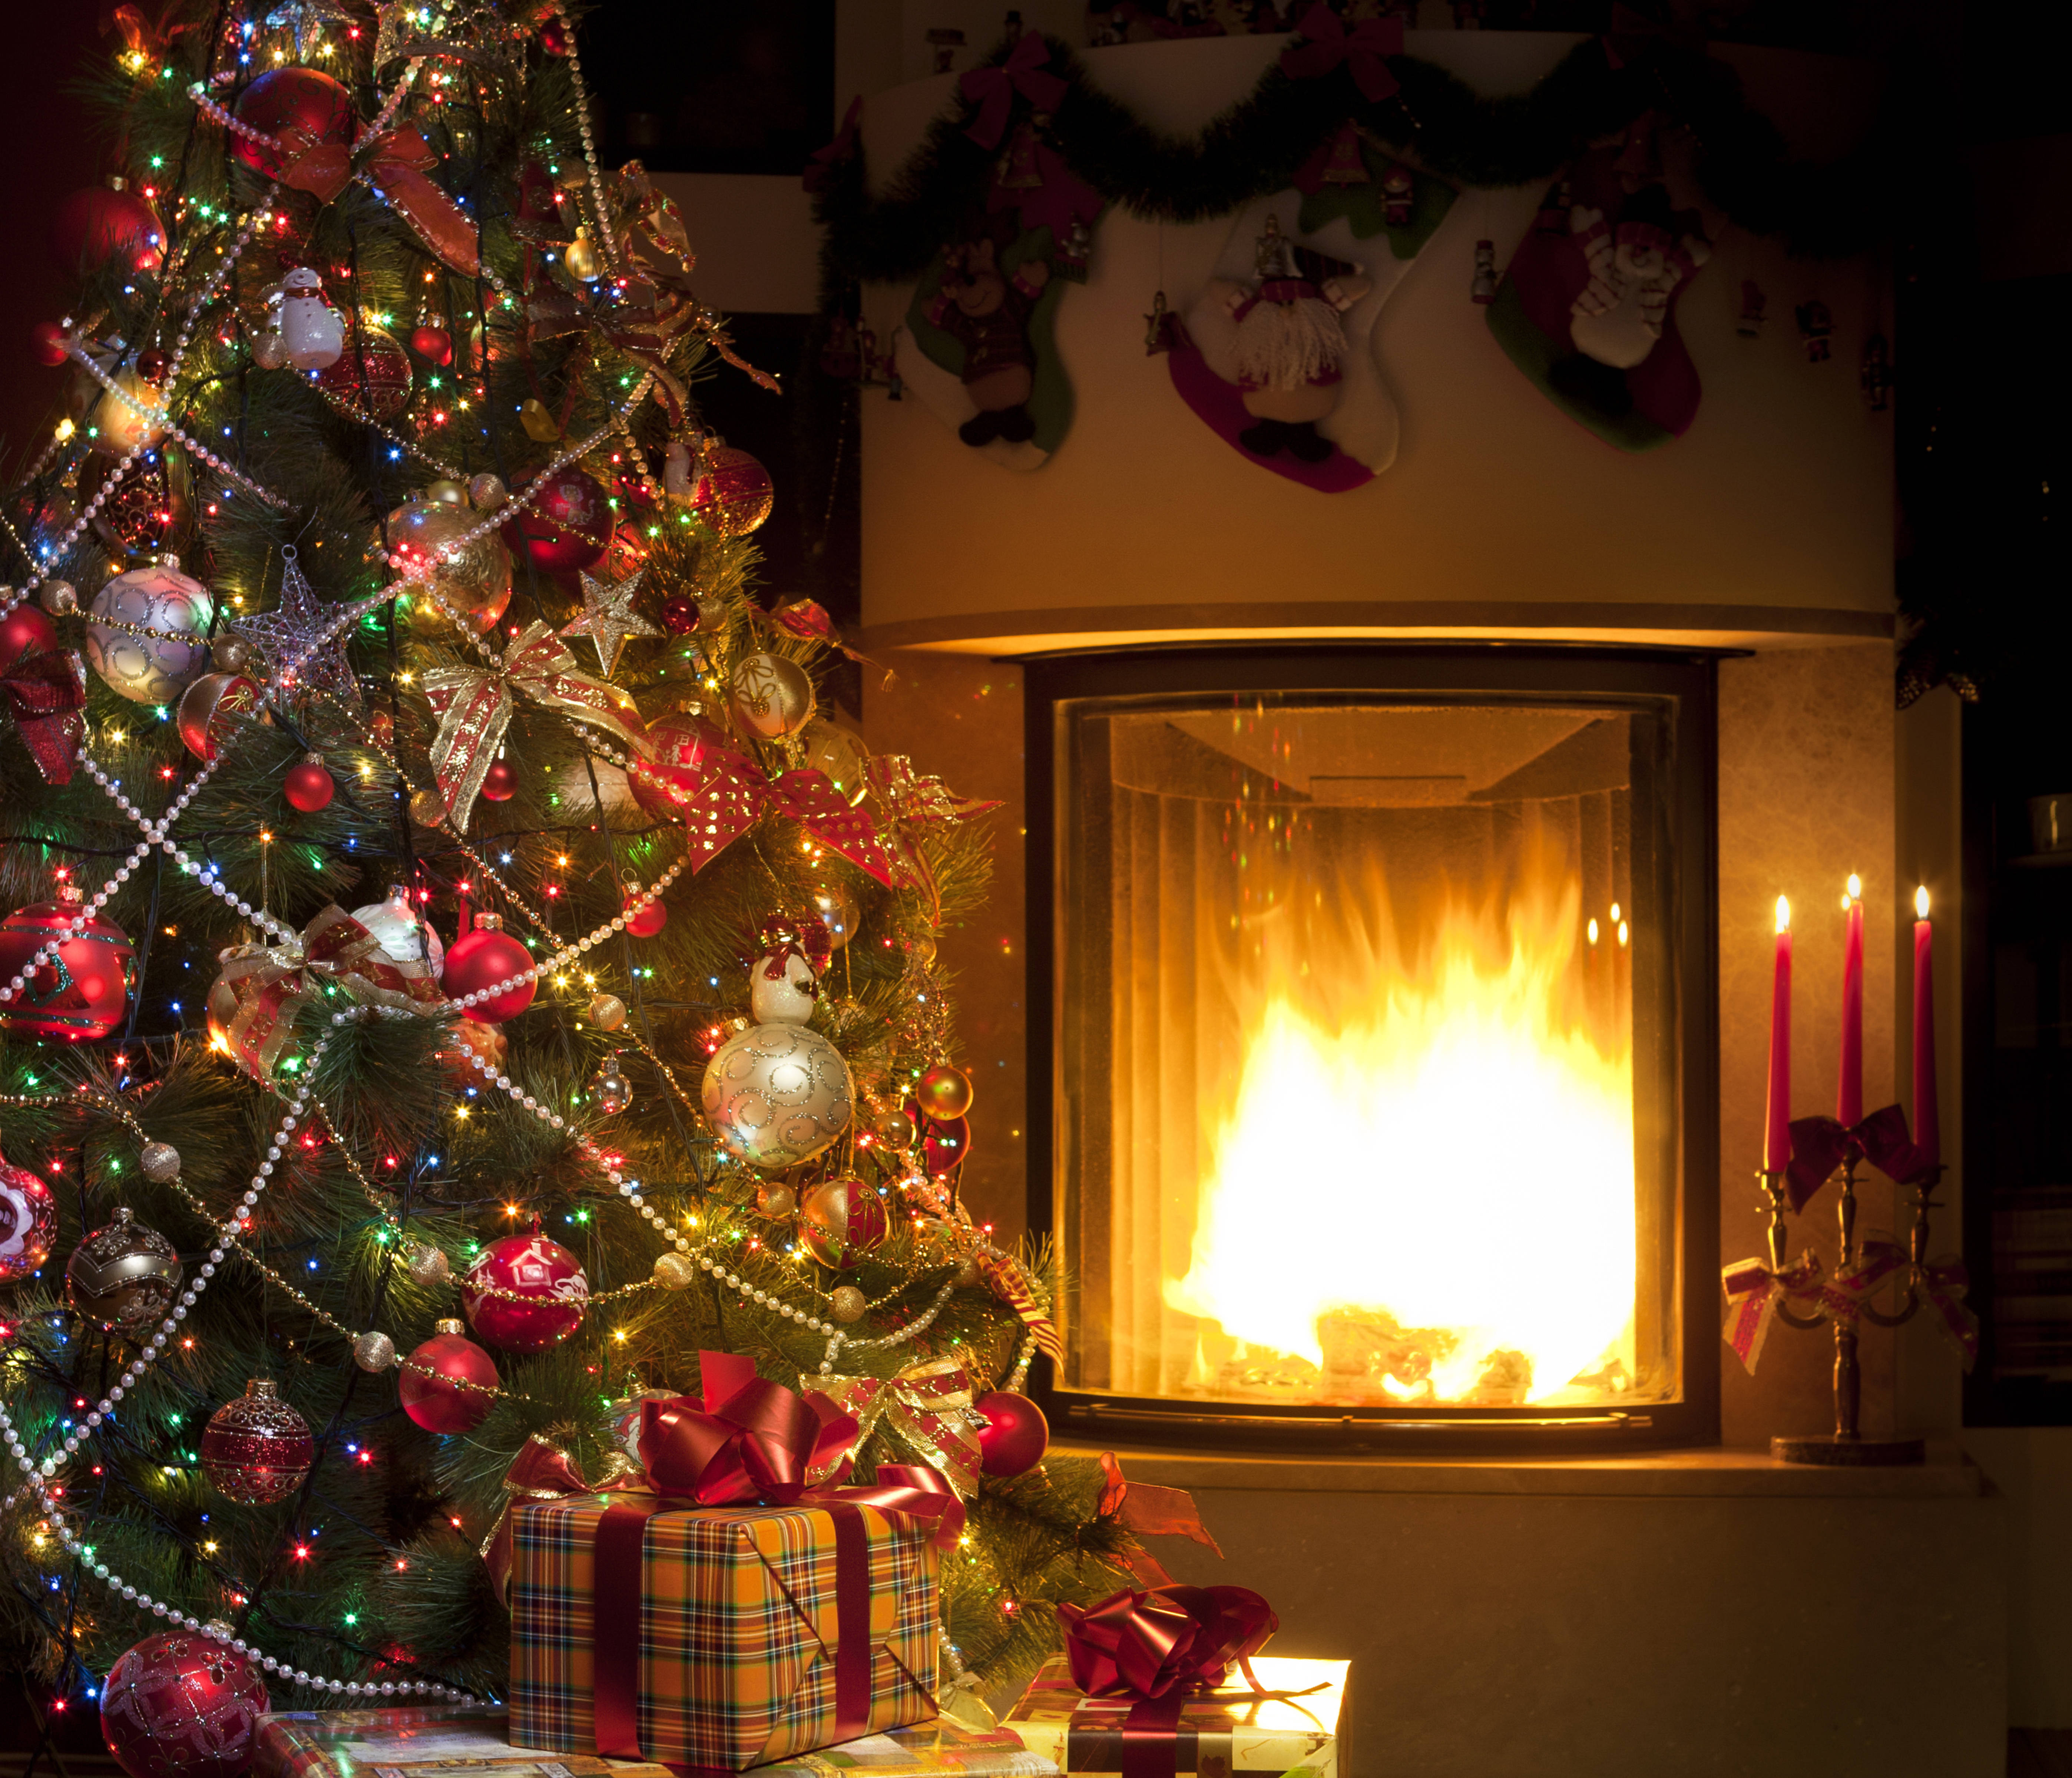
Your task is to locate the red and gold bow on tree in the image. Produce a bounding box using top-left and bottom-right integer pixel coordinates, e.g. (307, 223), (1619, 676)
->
(818, 1358), (985, 1497)
(1, 630), (87, 785)
(979, 1253), (1065, 1365)
(480, 1351), (965, 1607)
(1785, 1102), (1932, 1211)
(1280, 3), (1404, 103)
(960, 33), (1068, 150)
(1097, 1450), (1223, 1588)
(422, 621), (647, 830)
(207, 903), (444, 1078)
(252, 111), (480, 276)
(1719, 1251), (1824, 1374)
(632, 742), (898, 885)
(528, 275), (695, 425)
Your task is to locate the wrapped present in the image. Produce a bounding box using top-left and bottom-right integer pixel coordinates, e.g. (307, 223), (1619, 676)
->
(501, 1353), (963, 1772)
(1003, 1585), (1348, 1778)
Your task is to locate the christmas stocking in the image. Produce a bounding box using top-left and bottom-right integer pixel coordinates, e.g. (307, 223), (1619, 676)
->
(1485, 143), (1713, 451)
(1168, 126), (1453, 493)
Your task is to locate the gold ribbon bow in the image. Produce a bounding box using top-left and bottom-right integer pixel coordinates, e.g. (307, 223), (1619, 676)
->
(208, 904), (444, 1078)
(528, 275), (694, 425)
(423, 620), (648, 830)
(817, 1358), (984, 1498)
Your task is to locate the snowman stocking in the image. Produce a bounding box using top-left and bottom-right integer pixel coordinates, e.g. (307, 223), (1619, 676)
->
(1169, 132), (1453, 492)
(1485, 144), (1713, 451)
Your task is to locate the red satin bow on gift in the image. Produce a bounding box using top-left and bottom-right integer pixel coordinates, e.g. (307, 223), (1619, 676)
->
(1785, 1103), (1932, 1210)
(1059, 1583), (1279, 1702)
(1280, 3), (1404, 103)
(272, 123), (481, 277)
(804, 95), (864, 194)
(961, 34), (1068, 150)
(0, 634), (87, 785)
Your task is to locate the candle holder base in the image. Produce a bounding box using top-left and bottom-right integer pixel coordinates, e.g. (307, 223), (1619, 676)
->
(1771, 1432), (1926, 1467)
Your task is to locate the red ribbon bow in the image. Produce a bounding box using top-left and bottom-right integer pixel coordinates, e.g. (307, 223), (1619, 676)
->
(1719, 1252), (1824, 1374)
(1786, 1103), (1932, 1210)
(639, 1349), (860, 1504)
(961, 34), (1068, 150)
(634, 744), (897, 886)
(1280, 4), (1404, 103)
(804, 95), (864, 194)
(1, 635), (87, 785)
(271, 122), (481, 278)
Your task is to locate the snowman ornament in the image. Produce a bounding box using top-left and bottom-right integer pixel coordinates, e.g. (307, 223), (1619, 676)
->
(277, 267), (344, 371)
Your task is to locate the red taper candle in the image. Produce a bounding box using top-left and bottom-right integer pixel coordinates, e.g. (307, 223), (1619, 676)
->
(1766, 896), (1793, 1173)
(1913, 886), (1939, 1169)
(1837, 874), (1864, 1128)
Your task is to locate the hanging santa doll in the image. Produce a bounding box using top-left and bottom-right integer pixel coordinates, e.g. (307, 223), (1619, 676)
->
(1213, 214), (1371, 464)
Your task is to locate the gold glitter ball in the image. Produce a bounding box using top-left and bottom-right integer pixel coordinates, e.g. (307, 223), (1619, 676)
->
(653, 1251), (696, 1290)
(830, 1285), (867, 1323)
(409, 788), (446, 827)
(588, 991), (627, 1031)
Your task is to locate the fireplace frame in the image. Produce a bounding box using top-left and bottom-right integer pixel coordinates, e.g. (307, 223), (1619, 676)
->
(1021, 644), (1722, 1452)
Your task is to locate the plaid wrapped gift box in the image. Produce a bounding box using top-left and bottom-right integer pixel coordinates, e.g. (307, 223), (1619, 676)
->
(1001, 1656), (1348, 1778)
(509, 1494), (941, 1772)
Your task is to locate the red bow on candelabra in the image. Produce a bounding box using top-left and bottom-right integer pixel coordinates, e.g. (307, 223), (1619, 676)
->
(634, 744), (898, 885)
(1719, 1252), (1824, 1374)
(422, 621), (647, 830)
(961, 34), (1067, 150)
(268, 119), (481, 277)
(1280, 3), (1404, 103)
(1, 630), (87, 785)
(1785, 1102), (1933, 1210)
(804, 95), (864, 195)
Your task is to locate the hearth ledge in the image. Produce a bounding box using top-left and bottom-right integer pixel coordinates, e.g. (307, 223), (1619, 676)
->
(1059, 1441), (1980, 1498)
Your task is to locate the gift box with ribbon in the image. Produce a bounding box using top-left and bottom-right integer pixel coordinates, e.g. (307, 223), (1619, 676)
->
(500, 1353), (962, 1773)
(1002, 1587), (1348, 1778)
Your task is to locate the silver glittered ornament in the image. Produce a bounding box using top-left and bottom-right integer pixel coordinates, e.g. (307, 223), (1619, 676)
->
(352, 1330), (397, 1372)
(138, 1141), (181, 1183)
(39, 579), (77, 616)
(407, 1242), (451, 1285)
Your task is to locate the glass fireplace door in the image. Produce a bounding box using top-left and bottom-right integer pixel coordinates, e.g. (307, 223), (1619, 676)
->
(1039, 652), (1712, 1439)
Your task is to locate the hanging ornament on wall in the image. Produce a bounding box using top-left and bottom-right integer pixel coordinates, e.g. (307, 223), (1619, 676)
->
(85, 562), (215, 703)
(175, 671), (265, 764)
(399, 1318), (499, 1433)
(100, 1630), (269, 1778)
(702, 939), (854, 1169)
(230, 66), (354, 177)
(65, 1207), (182, 1332)
(973, 1389), (1049, 1477)
(0, 885), (138, 1041)
(441, 912), (534, 1022)
(384, 496), (512, 636)
(201, 1377), (314, 1504)
(795, 1176), (890, 1268)
(0, 1150), (57, 1283)
(283, 751), (335, 812)
(728, 652), (816, 740)
(317, 313), (413, 419)
(500, 463), (613, 578)
(462, 1229), (589, 1352)
(275, 267), (345, 370)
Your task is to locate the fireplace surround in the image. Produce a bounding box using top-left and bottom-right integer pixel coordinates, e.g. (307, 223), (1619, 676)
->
(1024, 646), (1720, 1450)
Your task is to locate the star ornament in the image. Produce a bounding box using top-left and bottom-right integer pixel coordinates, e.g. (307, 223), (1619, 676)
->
(560, 564), (661, 678)
(230, 545), (361, 708)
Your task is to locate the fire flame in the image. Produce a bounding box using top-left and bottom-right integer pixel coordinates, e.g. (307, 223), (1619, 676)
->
(1165, 862), (1637, 1406)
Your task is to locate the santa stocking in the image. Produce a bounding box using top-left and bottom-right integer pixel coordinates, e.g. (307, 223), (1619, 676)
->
(1169, 128), (1454, 492)
(1485, 143), (1712, 451)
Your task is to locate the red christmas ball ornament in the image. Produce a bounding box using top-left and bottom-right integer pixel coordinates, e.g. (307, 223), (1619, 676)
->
(463, 1229), (589, 1352)
(51, 185), (163, 275)
(231, 68), (355, 178)
(0, 886), (137, 1041)
(316, 317), (413, 419)
(538, 11), (571, 54)
(399, 1317), (499, 1432)
(409, 322), (454, 365)
(795, 1177), (891, 1269)
(101, 1630), (270, 1778)
(685, 444), (774, 539)
(479, 759), (518, 802)
(283, 753), (335, 813)
(624, 893), (666, 937)
(630, 707), (741, 818)
(907, 1100), (972, 1183)
(200, 1377), (314, 1504)
(0, 1150), (58, 1283)
(441, 912), (536, 1021)
(501, 464), (613, 577)
(1, 601), (57, 666)
(32, 321), (69, 367)
(973, 1389), (1049, 1477)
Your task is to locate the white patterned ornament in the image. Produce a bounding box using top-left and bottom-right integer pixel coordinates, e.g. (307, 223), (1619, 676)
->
(702, 947), (852, 1169)
(350, 890), (444, 973)
(85, 565), (215, 703)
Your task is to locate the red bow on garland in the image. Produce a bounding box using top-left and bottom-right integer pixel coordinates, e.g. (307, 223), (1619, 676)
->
(961, 34), (1068, 151)
(1280, 4), (1404, 104)
(265, 119), (481, 277)
(633, 744), (897, 886)
(1, 629), (87, 785)
(1785, 1102), (1932, 1210)
(804, 95), (864, 195)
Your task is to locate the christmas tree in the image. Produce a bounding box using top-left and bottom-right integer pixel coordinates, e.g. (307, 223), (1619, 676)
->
(0, 4), (1144, 1761)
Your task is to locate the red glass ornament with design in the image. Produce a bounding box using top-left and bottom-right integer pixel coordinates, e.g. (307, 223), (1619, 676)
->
(500, 463), (612, 577)
(630, 706), (741, 818)
(51, 185), (163, 275)
(0, 1149), (57, 1283)
(100, 1630), (270, 1778)
(0, 885), (137, 1041)
(463, 1227), (589, 1352)
(231, 68), (355, 178)
(686, 444), (774, 538)
(441, 912), (535, 1021)
(795, 1176), (891, 1269)
(973, 1389), (1048, 1477)
(317, 317), (413, 420)
(200, 1377), (314, 1504)
(399, 1317), (500, 1432)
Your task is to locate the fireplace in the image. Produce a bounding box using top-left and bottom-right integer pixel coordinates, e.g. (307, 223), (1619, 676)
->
(1025, 648), (1720, 1448)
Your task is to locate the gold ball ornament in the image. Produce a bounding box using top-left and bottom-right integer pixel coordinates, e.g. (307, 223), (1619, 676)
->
(250, 329), (289, 371)
(520, 397), (561, 443)
(812, 885), (860, 951)
(909, 933), (939, 967)
(915, 1064), (974, 1121)
(409, 787), (447, 828)
(587, 991), (627, 1031)
(469, 472), (508, 510)
(352, 1330), (397, 1372)
(755, 1183), (797, 1220)
(138, 1141), (182, 1183)
(407, 1242), (451, 1285)
(795, 1176), (891, 1268)
(878, 1109), (917, 1150)
(729, 652), (816, 741)
(700, 1021), (854, 1168)
(653, 1250), (696, 1290)
(211, 635), (253, 672)
(953, 1253), (981, 1286)
(695, 594), (728, 634)
(87, 365), (169, 456)
(39, 579), (78, 616)
(424, 477), (470, 506)
(565, 226), (604, 283)
(830, 1284), (867, 1322)
(799, 721), (871, 805)
(85, 564), (215, 703)
(384, 498), (513, 637)
(176, 670), (266, 764)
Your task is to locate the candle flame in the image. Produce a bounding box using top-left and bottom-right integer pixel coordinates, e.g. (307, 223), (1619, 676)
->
(1775, 895), (1791, 934)
(1617, 920), (1629, 948)
(1587, 917), (1599, 945)
(1846, 872), (1862, 902)
(1609, 902), (1622, 924)
(1915, 885), (1930, 920)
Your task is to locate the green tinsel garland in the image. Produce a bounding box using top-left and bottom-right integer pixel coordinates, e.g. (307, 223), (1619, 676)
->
(813, 30), (1896, 295)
